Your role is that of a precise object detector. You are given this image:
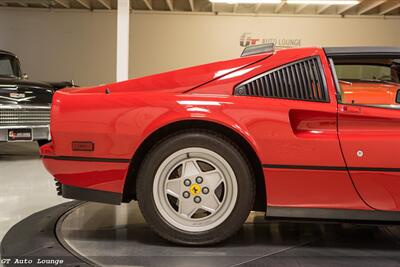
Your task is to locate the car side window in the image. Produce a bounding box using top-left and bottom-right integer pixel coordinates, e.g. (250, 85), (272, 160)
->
(331, 57), (400, 108)
(0, 54), (21, 78)
(234, 56), (329, 102)
(0, 57), (14, 77)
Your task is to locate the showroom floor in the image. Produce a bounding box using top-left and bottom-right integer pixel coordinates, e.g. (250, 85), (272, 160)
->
(0, 142), (68, 245)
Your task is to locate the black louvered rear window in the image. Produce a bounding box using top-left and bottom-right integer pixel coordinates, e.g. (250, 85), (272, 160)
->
(234, 57), (329, 102)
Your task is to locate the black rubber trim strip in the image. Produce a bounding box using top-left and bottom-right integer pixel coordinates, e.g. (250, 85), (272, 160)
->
(42, 155), (130, 163)
(62, 184), (122, 205)
(267, 206), (400, 223)
(348, 167), (400, 172)
(263, 164), (347, 171)
(263, 164), (400, 172)
(324, 46), (400, 57)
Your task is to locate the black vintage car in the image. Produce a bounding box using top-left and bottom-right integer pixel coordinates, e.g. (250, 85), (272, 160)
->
(0, 50), (74, 146)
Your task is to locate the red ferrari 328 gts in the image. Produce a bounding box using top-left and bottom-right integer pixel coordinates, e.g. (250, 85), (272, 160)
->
(41, 45), (400, 245)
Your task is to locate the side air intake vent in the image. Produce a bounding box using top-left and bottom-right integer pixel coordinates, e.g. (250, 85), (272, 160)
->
(234, 57), (328, 102)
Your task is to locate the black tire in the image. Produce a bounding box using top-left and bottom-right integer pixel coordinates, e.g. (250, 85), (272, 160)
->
(136, 130), (255, 245)
(37, 140), (49, 147)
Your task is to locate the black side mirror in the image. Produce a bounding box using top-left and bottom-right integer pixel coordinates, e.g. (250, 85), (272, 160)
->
(397, 89), (400, 104)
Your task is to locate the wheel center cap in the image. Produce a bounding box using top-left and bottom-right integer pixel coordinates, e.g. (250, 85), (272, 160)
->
(189, 184), (201, 195)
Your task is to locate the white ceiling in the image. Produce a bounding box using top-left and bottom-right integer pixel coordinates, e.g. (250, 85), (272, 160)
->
(0, 0), (399, 16)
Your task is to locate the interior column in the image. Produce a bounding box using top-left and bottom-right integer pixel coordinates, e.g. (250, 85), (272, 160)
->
(116, 0), (130, 82)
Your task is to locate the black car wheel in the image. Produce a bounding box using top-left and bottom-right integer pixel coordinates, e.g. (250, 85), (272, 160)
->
(37, 140), (49, 147)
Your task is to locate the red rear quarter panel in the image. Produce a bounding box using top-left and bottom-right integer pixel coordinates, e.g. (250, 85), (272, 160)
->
(42, 54), (271, 193)
(43, 91), (261, 193)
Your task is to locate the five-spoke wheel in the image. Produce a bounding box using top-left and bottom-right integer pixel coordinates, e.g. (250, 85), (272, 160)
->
(153, 148), (238, 232)
(137, 130), (255, 245)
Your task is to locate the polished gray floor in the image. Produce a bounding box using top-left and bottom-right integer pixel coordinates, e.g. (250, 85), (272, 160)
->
(0, 142), (68, 246)
(59, 202), (400, 267)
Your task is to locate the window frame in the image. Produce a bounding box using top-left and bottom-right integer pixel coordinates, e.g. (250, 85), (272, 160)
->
(329, 57), (400, 110)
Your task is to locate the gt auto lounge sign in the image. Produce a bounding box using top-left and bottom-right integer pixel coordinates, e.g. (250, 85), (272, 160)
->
(240, 33), (301, 48)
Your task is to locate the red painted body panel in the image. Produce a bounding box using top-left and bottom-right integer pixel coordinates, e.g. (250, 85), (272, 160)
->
(41, 46), (395, 213)
(264, 169), (368, 209)
(338, 104), (400, 211)
(43, 159), (128, 193)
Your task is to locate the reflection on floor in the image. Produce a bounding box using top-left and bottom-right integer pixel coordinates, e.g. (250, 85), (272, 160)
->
(59, 202), (400, 267)
(0, 142), (68, 244)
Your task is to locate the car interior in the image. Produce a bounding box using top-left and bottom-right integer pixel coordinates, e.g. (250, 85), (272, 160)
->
(333, 57), (400, 106)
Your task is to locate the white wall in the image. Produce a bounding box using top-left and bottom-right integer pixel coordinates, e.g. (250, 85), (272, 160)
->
(131, 14), (400, 77)
(0, 10), (116, 86)
(0, 8), (399, 86)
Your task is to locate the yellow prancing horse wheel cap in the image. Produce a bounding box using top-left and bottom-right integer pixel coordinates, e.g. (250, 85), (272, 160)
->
(189, 184), (201, 195)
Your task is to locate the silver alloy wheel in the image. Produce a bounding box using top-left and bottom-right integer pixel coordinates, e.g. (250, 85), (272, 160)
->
(153, 147), (238, 232)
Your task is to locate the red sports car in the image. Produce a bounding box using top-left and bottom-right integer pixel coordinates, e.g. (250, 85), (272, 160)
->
(41, 45), (400, 245)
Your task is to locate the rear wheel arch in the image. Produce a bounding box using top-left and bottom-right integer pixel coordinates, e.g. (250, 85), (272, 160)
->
(122, 119), (266, 212)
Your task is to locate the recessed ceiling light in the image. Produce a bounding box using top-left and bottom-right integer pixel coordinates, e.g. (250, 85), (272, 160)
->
(286, 0), (359, 5)
(209, 0), (281, 4)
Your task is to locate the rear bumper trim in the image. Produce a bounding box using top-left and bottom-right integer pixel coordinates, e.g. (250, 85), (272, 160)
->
(62, 184), (122, 205)
(267, 206), (400, 223)
(42, 155), (130, 163)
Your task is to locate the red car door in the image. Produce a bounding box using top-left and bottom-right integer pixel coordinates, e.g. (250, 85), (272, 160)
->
(332, 57), (400, 211)
(338, 104), (400, 211)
